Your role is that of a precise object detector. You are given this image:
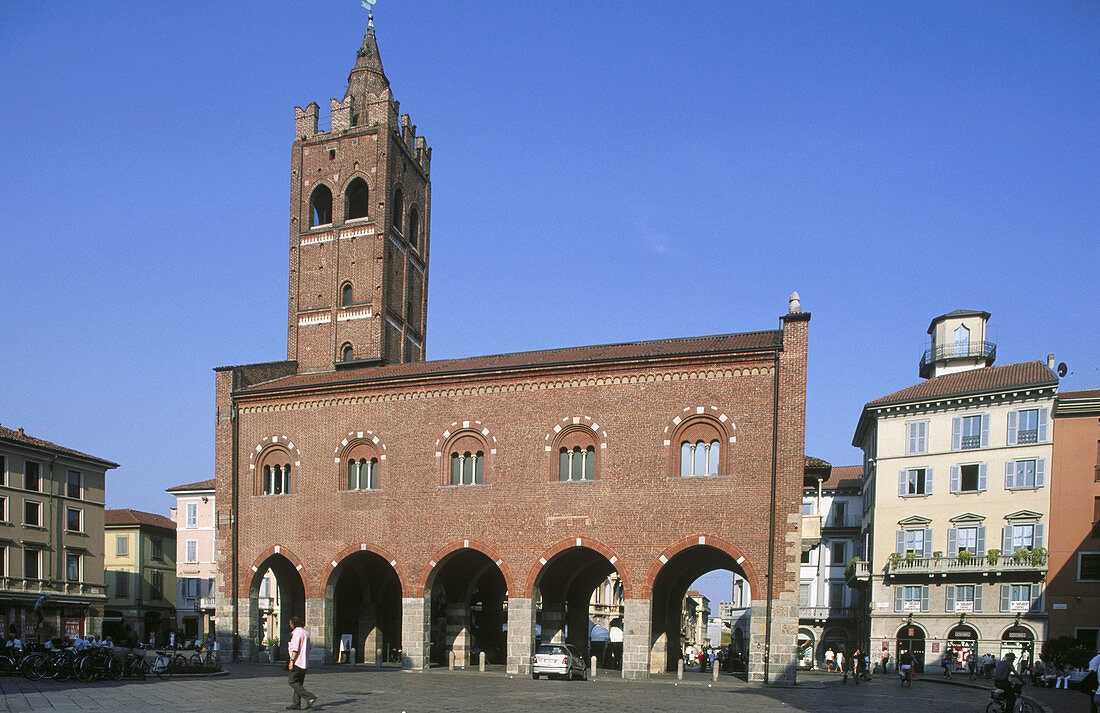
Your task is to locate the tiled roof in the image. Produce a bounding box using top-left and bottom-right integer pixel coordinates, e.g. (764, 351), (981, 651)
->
(105, 509), (175, 531)
(829, 465), (863, 485)
(804, 456), (832, 470)
(0, 425), (118, 468)
(237, 330), (783, 393)
(166, 478), (215, 492)
(927, 309), (990, 334)
(1058, 388), (1100, 400)
(866, 361), (1057, 408)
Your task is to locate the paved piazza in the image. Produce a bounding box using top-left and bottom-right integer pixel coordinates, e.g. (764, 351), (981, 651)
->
(3, 664), (1076, 713)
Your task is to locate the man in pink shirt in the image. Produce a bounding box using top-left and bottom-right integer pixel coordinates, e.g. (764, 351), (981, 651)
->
(286, 617), (317, 710)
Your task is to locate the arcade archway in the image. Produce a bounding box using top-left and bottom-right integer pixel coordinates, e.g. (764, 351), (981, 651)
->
(532, 546), (621, 670)
(426, 549), (508, 666)
(327, 550), (402, 665)
(249, 553), (306, 659)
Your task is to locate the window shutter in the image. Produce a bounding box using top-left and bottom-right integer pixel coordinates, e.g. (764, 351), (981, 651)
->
(1035, 459), (1046, 488)
(918, 421), (927, 453)
(1002, 526), (1013, 553)
(896, 530), (905, 554)
(1007, 411), (1018, 446)
(945, 585), (955, 612)
(976, 526), (986, 555)
(947, 528), (958, 557)
(894, 586), (904, 612)
(952, 417), (962, 450)
(1031, 583), (1042, 612)
(1038, 408), (1048, 442)
(1034, 523), (1044, 550)
(978, 463), (988, 491)
(899, 470), (907, 497)
(921, 585), (930, 612)
(907, 423), (916, 455)
(980, 413), (990, 447)
(950, 466), (960, 494)
(923, 529), (933, 558)
(925, 467), (934, 495)
(1005, 461), (1015, 490)
(974, 585), (983, 612)
(1000, 584), (1010, 612)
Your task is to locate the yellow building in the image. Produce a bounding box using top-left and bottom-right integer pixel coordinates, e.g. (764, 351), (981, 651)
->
(103, 509), (176, 645)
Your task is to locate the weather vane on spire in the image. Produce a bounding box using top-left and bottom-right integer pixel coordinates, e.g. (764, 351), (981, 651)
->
(361, 0), (377, 29)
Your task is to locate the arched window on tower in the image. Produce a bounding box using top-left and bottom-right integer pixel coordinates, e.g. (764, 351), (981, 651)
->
(347, 457), (378, 490)
(392, 188), (404, 235)
(552, 424), (599, 482)
(258, 447), (293, 495)
(309, 184), (333, 227)
(673, 416), (727, 477)
(342, 282), (354, 307)
(346, 178), (369, 220)
(408, 206), (419, 250)
(339, 440), (382, 491)
(341, 343), (354, 362)
(445, 432), (486, 486)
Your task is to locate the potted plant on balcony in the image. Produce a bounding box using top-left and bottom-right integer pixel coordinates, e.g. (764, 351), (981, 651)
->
(1013, 547), (1030, 563)
(986, 548), (1001, 566)
(845, 558), (858, 581)
(932, 550), (943, 564)
(1032, 547), (1048, 565)
(887, 552), (902, 570)
(958, 549), (972, 564)
(904, 551), (916, 564)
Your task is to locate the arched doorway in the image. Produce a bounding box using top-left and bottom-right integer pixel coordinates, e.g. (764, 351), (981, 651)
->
(896, 623), (926, 673)
(821, 627), (849, 669)
(533, 546), (621, 671)
(797, 628), (815, 669)
(250, 554), (306, 662)
(946, 623), (978, 672)
(1000, 625), (1035, 664)
(426, 549), (508, 667)
(648, 543), (754, 676)
(327, 550), (402, 665)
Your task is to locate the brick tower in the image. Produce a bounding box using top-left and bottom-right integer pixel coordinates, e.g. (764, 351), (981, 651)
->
(288, 21), (431, 373)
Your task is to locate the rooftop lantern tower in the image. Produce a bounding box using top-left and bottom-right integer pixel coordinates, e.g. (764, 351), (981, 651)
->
(919, 309), (996, 379)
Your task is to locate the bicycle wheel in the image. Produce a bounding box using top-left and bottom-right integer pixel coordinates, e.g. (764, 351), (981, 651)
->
(207, 652), (221, 672)
(1016, 700), (1036, 713)
(0, 655), (14, 676)
(986, 701), (1003, 713)
(104, 656), (124, 681)
(153, 654), (172, 680)
(52, 658), (73, 682)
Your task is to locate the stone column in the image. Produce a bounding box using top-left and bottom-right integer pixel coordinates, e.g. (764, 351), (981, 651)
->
(749, 599), (799, 685)
(565, 605), (589, 656)
(401, 597), (430, 671)
(505, 597), (535, 675)
(622, 598), (651, 680)
(446, 602), (470, 668)
(649, 628), (668, 675)
(306, 597), (330, 664)
(218, 596), (256, 662)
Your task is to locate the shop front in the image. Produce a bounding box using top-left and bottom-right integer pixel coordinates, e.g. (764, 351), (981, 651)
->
(896, 624), (926, 673)
(946, 623), (978, 671)
(1000, 625), (1035, 663)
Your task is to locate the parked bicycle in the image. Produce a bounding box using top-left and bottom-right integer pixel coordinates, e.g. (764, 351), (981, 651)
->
(986, 682), (1037, 713)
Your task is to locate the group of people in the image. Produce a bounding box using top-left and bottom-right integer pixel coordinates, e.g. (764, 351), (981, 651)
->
(4, 631), (116, 653)
(822, 647), (871, 683)
(682, 644), (745, 674)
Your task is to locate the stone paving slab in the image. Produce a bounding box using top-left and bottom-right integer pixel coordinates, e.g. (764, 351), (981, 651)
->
(0, 664), (1004, 713)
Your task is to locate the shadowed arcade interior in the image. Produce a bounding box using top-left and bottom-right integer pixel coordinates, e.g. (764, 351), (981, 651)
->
(428, 549), (507, 666)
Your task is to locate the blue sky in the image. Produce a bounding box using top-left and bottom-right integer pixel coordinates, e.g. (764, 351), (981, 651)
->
(1, 3), (1097, 602)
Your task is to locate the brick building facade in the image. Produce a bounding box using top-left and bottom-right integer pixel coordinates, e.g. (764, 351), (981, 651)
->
(213, 21), (810, 684)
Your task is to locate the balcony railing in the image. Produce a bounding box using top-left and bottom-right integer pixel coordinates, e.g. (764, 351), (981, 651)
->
(885, 553), (1047, 576)
(199, 597), (216, 610)
(822, 514), (863, 529)
(799, 606), (859, 621)
(919, 340), (996, 377)
(0, 577), (104, 597)
(844, 560), (871, 585)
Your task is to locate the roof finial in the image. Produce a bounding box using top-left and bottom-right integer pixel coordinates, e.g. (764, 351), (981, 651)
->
(361, 0), (376, 32)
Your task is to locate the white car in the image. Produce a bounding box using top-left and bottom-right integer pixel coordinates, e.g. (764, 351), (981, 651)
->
(531, 643), (587, 680)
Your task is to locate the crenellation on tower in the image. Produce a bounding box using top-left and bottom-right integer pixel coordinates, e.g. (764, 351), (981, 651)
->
(287, 25), (431, 373)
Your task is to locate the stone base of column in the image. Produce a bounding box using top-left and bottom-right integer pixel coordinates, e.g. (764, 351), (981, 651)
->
(622, 599), (650, 680)
(217, 598), (256, 662)
(748, 600), (798, 685)
(505, 598), (534, 675)
(401, 597), (430, 671)
(305, 598), (330, 664)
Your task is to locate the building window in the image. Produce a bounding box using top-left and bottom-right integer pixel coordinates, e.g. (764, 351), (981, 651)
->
(309, 184), (333, 227)
(151, 536), (163, 560)
(450, 451), (484, 485)
(116, 570), (129, 598)
(258, 446), (293, 495)
(946, 584), (982, 612)
(341, 282), (354, 307)
(408, 206), (419, 250)
(1008, 408), (1048, 446)
(0, 546), (5, 577)
(1003, 523), (1044, 552)
(680, 439), (720, 476)
(952, 414), (988, 450)
(0, 454), (5, 485)
(906, 420), (928, 455)
(895, 585), (929, 612)
(1000, 583), (1040, 612)
(899, 468), (933, 497)
(341, 343), (355, 362)
(150, 570), (164, 600)
(1078, 553), (1100, 582)
(953, 325), (970, 355)
(186, 502), (198, 528)
(66, 552), (81, 582)
(799, 581), (811, 607)
(802, 499), (815, 516)
(831, 541), (847, 565)
(829, 582), (845, 607)
(559, 446), (595, 481)
(185, 577), (200, 598)
(948, 525), (985, 556)
(24, 461), (40, 491)
(801, 545), (816, 565)
(116, 535), (129, 557)
(186, 539), (198, 563)
(670, 415), (728, 478)
(0, 494), (6, 522)
(66, 470), (83, 499)
(348, 457), (379, 490)
(901, 528), (929, 556)
(1005, 459), (1045, 490)
(24, 500), (41, 527)
(24, 549), (40, 579)
(392, 188), (404, 233)
(951, 463), (987, 493)
(345, 177), (369, 220)
(66, 507), (83, 533)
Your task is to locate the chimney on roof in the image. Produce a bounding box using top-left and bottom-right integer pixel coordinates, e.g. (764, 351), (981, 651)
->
(18, 427), (24, 436)
(788, 292), (801, 314)
(1047, 353), (1056, 371)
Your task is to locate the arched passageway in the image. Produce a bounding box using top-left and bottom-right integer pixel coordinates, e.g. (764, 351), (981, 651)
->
(327, 551), (402, 665)
(649, 544), (753, 674)
(249, 554), (306, 660)
(533, 547), (621, 670)
(427, 549), (508, 666)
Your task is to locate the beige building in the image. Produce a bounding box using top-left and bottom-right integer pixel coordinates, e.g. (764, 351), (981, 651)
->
(682, 591), (710, 654)
(167, 479), (218, 639)
(103, 509), (177, 645)
(851, 311), (1056, 671)
(0, 425), (115, 641)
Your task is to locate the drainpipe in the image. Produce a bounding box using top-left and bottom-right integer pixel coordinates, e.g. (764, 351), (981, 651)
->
(231, 383), (240, 663)
(764, 347), (781, 682)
